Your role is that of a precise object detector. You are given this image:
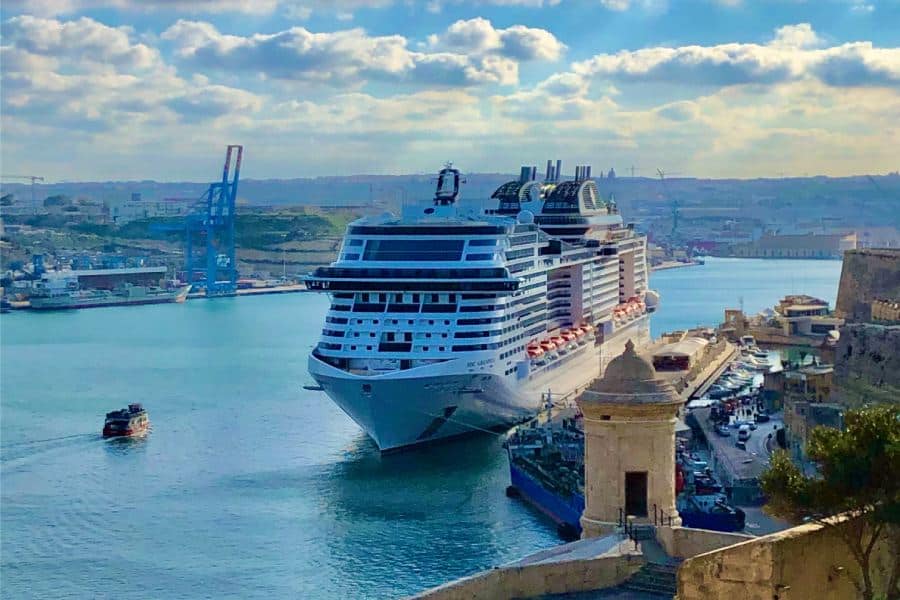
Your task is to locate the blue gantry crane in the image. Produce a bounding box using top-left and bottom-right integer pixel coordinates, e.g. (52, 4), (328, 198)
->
(188, 145), (242, 296)
(156, 145), (242, 297)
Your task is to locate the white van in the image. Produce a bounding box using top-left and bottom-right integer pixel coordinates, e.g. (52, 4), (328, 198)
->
(737, 424), (751, 441)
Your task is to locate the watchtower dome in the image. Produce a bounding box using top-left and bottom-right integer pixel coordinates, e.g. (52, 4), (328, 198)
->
(576, 340), (684, 537)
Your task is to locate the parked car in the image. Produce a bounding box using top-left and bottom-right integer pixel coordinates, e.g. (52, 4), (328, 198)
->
(716, 425), (731, 437)
(756, 414), (771, 423)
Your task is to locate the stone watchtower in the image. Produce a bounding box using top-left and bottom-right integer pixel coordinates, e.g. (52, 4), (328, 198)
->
(577, 340), (684, 537)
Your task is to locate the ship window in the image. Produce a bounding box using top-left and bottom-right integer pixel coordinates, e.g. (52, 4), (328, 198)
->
(466, 254), (494, 261)
(341, 254), (360, 261)
(423, 346), (429, 351)
(469, 239), (497, 246)
(346, 239), (364, 246)
(362, 384), (371, 392)
(363, 239), (464, 261)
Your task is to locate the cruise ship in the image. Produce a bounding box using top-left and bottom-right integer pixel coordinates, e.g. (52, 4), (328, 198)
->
(307, 161), (656, 451)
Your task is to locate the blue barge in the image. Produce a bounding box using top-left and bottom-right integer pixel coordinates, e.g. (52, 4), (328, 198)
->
(505, 408), (585, 540)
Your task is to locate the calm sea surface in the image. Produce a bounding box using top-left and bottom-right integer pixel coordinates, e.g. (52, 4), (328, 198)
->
(0, 257), (842, 599)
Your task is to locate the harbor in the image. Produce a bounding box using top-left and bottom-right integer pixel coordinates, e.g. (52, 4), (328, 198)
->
(0, 257), (843, 598)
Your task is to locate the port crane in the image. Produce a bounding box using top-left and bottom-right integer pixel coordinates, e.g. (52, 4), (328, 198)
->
(1, 174), (45, 214)
(154, 145), (242, 297)
(657, 168), (681, 241)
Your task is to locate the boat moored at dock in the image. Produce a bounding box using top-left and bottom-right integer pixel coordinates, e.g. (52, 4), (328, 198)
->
(307, 161), (654, 451)
(29, 281), (190, 310)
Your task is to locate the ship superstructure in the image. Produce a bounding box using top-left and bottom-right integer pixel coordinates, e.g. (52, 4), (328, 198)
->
(307, 161), (655, 451)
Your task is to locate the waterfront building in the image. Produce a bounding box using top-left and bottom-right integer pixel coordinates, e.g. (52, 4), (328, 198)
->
(719, 294), (843, 347)
(651, 337), (709, 372)
(577, 339), (683, 537)
(727, 232), (857, 259)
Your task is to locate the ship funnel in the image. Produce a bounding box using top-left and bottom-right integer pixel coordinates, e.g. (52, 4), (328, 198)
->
(556, 160), (562, 182)
(546, 160), (553, 181)
(519, 166), (531, 183)
(586, 165), (592, 179)
(531, 166), (537, 181)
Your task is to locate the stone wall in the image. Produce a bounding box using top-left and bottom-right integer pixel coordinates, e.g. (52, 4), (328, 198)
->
(835, 248), (900, 322)
(655, 526), (754, 560)
(409, 553), (643, 600)
(677, 516), (898, 600)
(832, 323), (900, 406)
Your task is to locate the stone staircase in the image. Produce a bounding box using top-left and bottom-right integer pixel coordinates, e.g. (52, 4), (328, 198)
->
(622, 562), (679, 598)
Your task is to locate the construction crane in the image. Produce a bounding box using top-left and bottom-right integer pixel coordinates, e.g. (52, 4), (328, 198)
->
(657, 168), (680, 241)
(153, 145), (242, 297)
(1, 174), (45, 214)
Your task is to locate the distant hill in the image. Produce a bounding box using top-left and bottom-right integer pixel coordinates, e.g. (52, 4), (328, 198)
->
(2, 173), (899, 228)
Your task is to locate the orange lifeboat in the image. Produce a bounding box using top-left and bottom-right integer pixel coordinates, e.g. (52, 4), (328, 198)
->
(550, 336), (567, 346)
(581, 323), (595, 333)
(560, 330), (577, 342)
(527, 345), (544, 358)
(539, 340), (557, 351)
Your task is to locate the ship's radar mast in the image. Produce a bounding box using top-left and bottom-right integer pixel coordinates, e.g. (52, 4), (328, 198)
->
(434, 162), (464, 206)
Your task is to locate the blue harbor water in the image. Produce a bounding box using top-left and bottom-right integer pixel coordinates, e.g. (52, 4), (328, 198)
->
(0, 258), (842, 599)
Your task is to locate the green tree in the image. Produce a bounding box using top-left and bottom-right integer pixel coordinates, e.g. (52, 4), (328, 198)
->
(761, 405), (900, 600)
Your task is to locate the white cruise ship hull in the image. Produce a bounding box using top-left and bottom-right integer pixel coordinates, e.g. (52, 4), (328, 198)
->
(310, 314), (650, 451)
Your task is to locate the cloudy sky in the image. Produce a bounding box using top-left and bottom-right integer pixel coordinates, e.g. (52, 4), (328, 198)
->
(1, 0), (898, 181)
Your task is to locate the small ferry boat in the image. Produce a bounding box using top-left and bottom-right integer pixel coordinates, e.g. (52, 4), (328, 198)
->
(102, 403), (150, 438)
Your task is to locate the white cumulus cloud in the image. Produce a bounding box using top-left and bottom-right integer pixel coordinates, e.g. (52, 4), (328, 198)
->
(162, 19), (561, 88)
(573, 23), (900, 87)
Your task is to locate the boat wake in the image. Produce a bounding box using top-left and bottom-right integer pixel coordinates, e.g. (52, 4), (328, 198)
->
(0, 433), (99, 468)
